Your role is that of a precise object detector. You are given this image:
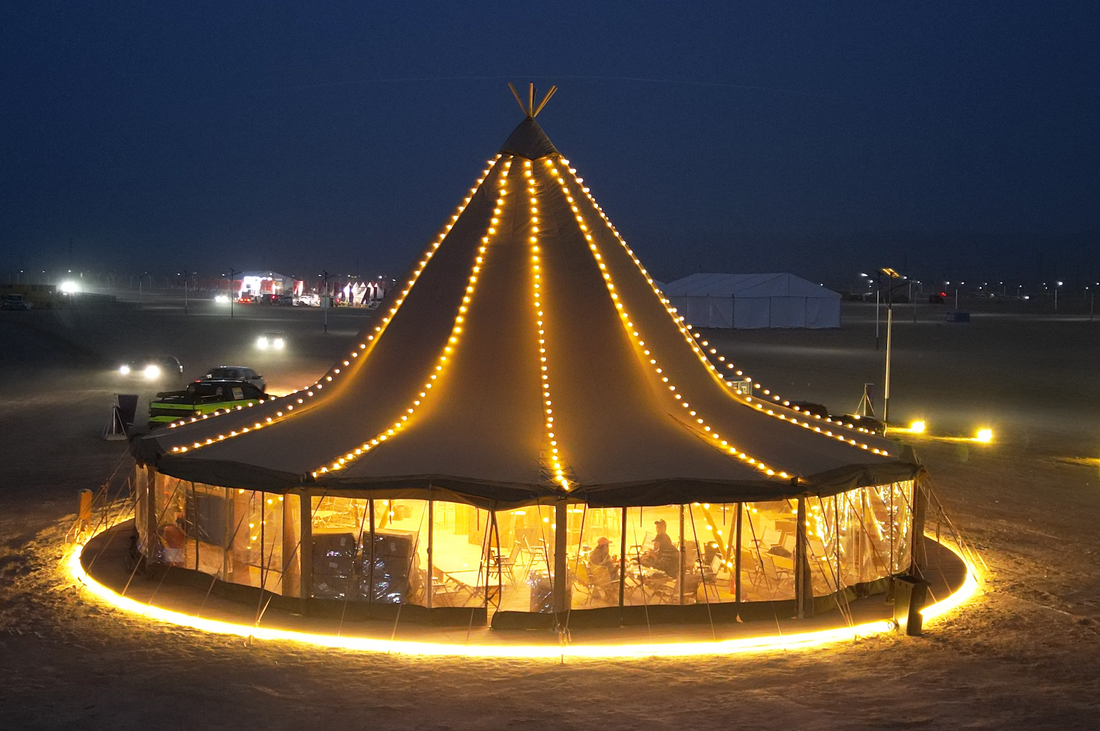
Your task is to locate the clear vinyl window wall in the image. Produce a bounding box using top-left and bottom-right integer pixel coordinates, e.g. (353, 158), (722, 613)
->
(142, 473), (916, 618)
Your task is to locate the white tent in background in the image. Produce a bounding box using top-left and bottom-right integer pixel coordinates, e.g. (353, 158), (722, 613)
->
(662, 273), (841, 329)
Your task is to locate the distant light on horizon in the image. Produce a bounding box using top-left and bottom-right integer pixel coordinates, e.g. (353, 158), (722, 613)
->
(975, 428), (993, 443)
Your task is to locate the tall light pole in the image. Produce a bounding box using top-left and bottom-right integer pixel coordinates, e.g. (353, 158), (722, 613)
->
(321, 270), (334, 333)
(880, 267), (904, 426)
(228, 268), (241, 320)
(1054, 280), (1063, 311)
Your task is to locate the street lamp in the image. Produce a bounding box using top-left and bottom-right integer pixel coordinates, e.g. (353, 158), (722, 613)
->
(1054, 280), (1063, 311)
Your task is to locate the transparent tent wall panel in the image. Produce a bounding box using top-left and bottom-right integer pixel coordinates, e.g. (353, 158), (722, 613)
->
(688, 502), (737, 604)
(495, 505), (558, 613)
(740, 499), (797, 602)
(892, 481), (915, 575)
(623, 505), (682, 607)
(151, 471), (187, 567)
(569, 507), (622, 610)
(806, 495), (841, 596)
(430, 502), (492, 609)
(308, 497), (428, 606)
(226, 489), (284, 592)
(374, 499), (427, 606)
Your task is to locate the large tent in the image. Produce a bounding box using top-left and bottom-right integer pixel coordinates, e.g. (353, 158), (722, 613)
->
(131, 89), (924, 630)
(663, 272), (841, 329)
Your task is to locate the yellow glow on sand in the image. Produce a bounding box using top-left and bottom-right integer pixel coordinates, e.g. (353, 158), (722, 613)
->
(66, 529), (980, 660)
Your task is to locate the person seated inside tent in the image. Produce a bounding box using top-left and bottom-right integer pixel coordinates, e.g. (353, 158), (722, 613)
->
(640, 519), (679, 577)
(588, 536), (619, 580)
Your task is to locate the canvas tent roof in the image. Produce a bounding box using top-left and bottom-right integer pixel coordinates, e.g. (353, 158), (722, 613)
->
(662, 273), (840, 300)
(134, 109), (916, 508)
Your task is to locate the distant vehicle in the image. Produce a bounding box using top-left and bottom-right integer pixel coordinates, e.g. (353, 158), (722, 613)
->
(256, 293), (294, 305)
(788, 401), (830, 419)
(199, 365), (265, 392)
(298, 293), (320, 307)
(148, 380), (265, 429)
(2, 293), (33, 310)
(829, 412), (887, 436)
(787, 401), (886, 436)
(117, 355), (184, 383)
(929, 293), (945, 304)
(256, 330), (286, 350)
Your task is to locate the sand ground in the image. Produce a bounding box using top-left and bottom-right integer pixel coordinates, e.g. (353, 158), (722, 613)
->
(1, 294), (1098, 730)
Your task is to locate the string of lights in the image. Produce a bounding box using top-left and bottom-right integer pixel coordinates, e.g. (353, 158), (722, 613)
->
(543, 157), (789, 479)
(167, 156), (503, 455)
(559, 160), (891, 458)
(310, 157), (514, 476)
(525, 160), (570, 490)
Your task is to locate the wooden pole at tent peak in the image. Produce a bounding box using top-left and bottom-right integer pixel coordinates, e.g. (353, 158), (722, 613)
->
(533, 86), (557, 117)
(508, 83), (528, 116)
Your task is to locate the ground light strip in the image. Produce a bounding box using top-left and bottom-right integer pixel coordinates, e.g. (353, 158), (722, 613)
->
(526, 160), (569, 489)
(167, 156), (502, 453)
(543, 159), (787, 479)
(559, 159), (888, 457)
(312, 157), (514, 475)
(66, 527), (979, 660)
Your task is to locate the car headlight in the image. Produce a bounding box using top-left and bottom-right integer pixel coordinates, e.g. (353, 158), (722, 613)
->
(273, 338), (285, 349)
(257, 337), (269, 349)
(119, 364), (131, 375)
(143, 364), (160, 379)
(214, 294), (229, 303)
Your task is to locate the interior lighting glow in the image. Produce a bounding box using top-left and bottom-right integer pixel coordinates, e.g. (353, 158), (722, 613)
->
(67, 525), (979, 660)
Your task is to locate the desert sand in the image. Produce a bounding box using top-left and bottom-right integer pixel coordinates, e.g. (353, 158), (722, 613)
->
(1, 293), (1098, 730)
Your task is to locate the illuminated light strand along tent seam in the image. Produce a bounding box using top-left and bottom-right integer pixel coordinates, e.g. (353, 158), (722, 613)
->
(545, 158), (787, 478)
(565, 163), (873, 438)
(166, 155), (502, 453)
(526, 159), (570, 489)
(314, 158), (515, 475)
(563, 163), (888, 457)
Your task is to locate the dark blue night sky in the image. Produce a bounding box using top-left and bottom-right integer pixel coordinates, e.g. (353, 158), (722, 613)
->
(3, 2), (1098, 289)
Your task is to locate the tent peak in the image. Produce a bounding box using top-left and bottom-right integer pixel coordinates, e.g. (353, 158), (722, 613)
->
(508, 82), (557, 118)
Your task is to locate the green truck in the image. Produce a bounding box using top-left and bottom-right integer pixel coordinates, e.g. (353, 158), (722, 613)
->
(148, 380), (266, 429)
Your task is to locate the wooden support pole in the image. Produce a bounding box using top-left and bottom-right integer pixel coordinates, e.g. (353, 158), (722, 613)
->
(618, 507), (627, 612)
(796, 498), (814, 618)
(299, 493), (312, 612)
(427, 498), (434, 610)
(734, 502), (743, 604)
(553, 501), (568, 616)
(282, 492), (298, 598)
(910, 477), (928, 579)
(678, 505), (686, 605)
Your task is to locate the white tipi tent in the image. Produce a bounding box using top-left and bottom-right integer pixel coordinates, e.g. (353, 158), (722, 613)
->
(662, 273), (841, 329)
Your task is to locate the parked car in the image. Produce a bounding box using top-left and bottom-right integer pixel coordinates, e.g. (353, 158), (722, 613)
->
(148, 380), (265, 429)
(787, 400), (886, 435)
(2, 293), (34, 310)
(117, 355), (184, 383)
(198, 365), (265, 392)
